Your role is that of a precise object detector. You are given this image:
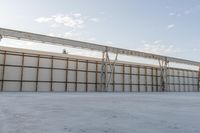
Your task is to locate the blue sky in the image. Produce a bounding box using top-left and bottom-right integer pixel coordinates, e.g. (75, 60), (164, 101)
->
(0, 0), (200, 62)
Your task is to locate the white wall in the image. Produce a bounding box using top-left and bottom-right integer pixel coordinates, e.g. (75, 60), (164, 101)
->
(0, 49), (199, 92)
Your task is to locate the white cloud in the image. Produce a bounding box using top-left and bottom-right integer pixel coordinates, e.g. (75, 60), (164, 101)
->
(138, 40), (180, 54)
(99, 11), (105, 15)
(184, 5), (200, 15)
(176, 13), (181, 17)
(35, 17), (53, 23)
(72, 13), (81, 18)
(87, 37), (97, 42)
(184, 10), (191, 15)
(54, 14), (84, 28)
(168, 5), (200, 17)
(167, 24), (175, 30)
(35, 13), (100, 29)
(153, 40), (162, 44)
(35, 14), (84, 28)
(64, 30), (82, 39)
(169, 12), (175, 16)
(90, 18), (100, 22)
(140, 40), (147, 44)
(34, 13), (101, 46)
(50, 23), (59, 28)
(62, 30), (97, 43)
(105, 41), (114, 45)
(168, 12), (182, 17)
(192, 48), (200, 52)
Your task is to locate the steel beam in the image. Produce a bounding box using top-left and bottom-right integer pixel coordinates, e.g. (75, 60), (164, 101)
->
(0, 27), (200, 66)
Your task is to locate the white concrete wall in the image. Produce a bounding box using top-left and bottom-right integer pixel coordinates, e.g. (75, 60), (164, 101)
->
(0, 48), (199, 92)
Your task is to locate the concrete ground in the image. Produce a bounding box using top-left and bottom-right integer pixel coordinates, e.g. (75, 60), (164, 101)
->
(0, 92), (200, 133)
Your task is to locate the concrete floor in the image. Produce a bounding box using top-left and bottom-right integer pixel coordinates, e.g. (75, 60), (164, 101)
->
(0, 92), (200, 133)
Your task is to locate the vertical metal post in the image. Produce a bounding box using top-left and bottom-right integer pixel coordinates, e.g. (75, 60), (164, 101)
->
(145, 67), (147, 92)
(168, 68), (170, 92)
(36, 55), (40, 92)
(20, 53), (24, 92)
(151, 67), (154, 92)
(191, 71), (195, 91)
(95, 61), (98, 92)
(65, 58), (68, 92)
(130, 65), (132, 92)
(104, 52), (108, 92)
(164, 60), (168, 91)
(86, 60), (88, 92)
(138, 66), (140, 92)
(158, 58), (169, 92)
(113, 65), (115, 92)
(107, 52), (118, 92)
(198, 67), (200, 92)
(50, 56), (53, 92)
(1, 51), (6, 92)
(187, 70), (190, 92)
(166, 62), (169, 92)
(156, 68), (158, 92)
(100, 51), (106, 92)
(173, 68), (175, 92)
(122, 64), (125, 92)
(100, 49), (118, 92)
(183, 70), (186, 92)
(178, 70), (181, 92)
(75, 59), (78, 92)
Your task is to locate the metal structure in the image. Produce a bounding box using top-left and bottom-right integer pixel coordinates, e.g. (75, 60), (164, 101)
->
(158, 58), (169, 92)
(0, 27), (200, 91)
(100, 49), (118, 91)
(0, 46), (199, 92)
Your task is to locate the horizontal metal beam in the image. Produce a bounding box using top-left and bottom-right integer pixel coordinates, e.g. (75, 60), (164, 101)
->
(0, 27), (199, 66)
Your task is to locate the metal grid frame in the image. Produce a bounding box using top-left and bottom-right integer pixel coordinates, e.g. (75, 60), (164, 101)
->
(0, 49), (199, 92)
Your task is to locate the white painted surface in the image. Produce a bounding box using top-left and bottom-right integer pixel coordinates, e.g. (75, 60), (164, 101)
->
(0, 48), (199, 92)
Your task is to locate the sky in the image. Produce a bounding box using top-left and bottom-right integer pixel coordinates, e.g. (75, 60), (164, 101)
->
(0, 0), (200, 65)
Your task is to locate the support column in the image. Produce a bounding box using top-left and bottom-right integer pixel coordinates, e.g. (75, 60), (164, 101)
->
(198, 67), (200, 92)
(100, 48), (118, 92)
(50, 56), (53, 92)
(100, 51), (106, 92)
(36, 55), (40, 92)
(65, 58), (68, 92)
(158, 58), (169, 92)
(86, 60), (88, 92)
(95, 61), (98, 92)
(20, 53), (25, 92)
(1, 51), (6, 92)
(0, 34), (2, 41)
